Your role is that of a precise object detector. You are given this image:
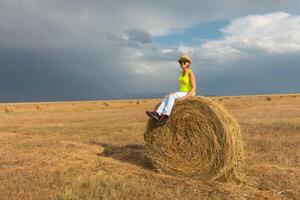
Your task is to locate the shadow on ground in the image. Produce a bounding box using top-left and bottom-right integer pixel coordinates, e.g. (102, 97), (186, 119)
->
(96, 143), (155, 170)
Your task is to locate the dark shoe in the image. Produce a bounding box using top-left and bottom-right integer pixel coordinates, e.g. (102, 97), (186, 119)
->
(146, 111), (160, 121)
(156, 114), (169, 126)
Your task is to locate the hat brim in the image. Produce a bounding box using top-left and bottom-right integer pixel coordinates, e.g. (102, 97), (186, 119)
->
(178, 58), (191, 64)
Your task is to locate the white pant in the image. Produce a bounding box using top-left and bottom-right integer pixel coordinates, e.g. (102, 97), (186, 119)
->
(156, 91), (188, 116)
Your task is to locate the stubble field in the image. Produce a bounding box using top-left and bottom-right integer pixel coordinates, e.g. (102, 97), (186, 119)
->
(0, 94), (299, 200)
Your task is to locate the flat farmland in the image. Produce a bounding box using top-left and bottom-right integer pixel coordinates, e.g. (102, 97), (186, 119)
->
(0, 94), (299, 200)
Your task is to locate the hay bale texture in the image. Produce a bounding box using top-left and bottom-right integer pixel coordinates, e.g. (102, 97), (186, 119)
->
(144, 96), (244, 182)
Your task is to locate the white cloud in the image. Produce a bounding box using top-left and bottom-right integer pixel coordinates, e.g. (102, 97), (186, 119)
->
(161, 48), (174, 53)
(219, 12), (300, 54)
(190, 12), (300, 64)
(175, 12), (300, 63)
(119, 12), (300, 73)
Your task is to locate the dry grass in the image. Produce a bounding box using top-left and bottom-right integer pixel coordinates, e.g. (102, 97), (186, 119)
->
(0, 94), (299, 200)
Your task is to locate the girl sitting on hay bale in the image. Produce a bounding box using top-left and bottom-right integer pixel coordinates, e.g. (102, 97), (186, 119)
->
(146, 54), (197, 126)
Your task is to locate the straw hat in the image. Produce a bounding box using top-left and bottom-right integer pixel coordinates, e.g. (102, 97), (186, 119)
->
(178, 54), (192, 64)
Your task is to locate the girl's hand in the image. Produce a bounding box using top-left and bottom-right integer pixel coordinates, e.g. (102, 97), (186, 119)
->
(177, 96), (188, 101)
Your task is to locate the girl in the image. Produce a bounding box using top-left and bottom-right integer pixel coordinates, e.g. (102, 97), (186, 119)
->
(146, 54), (196, 126)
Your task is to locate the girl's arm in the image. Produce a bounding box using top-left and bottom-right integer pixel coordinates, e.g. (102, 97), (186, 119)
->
(178, 71), (196, 101)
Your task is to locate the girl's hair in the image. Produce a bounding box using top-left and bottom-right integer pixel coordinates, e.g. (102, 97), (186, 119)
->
(186, 62), (191, 68)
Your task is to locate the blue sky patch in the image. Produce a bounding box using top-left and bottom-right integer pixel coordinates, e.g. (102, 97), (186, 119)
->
(153, 19), (229, 47)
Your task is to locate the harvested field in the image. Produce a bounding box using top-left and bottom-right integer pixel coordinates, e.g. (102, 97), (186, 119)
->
(0, 93), (299, 199)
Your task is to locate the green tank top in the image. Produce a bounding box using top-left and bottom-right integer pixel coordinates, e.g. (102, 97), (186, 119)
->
(178, 69), (196, 96)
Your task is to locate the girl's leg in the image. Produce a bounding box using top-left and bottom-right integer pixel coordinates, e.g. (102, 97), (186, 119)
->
(156, 92), (175, 115)
(162, 91), (188, 116)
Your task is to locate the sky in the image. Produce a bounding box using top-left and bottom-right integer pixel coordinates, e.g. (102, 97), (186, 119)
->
(0, 0), (300, 102)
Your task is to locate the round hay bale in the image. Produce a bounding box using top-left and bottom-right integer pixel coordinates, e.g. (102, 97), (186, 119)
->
(4, 106), (14, 113)
(144, 96), (244, 182)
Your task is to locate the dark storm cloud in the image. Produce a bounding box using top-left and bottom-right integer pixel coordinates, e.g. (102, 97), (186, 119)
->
(0, 46), (144, 102)
(107, 28), (154, 50)
(195, 52), (300, 96)
(1, 0), (299, 47)
(0, 0), (300, 102)
(126, 28), (153, 44)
